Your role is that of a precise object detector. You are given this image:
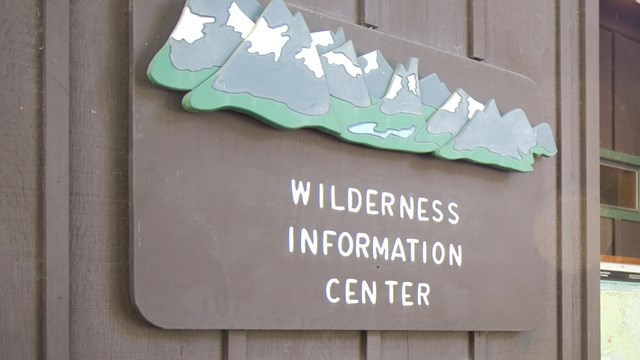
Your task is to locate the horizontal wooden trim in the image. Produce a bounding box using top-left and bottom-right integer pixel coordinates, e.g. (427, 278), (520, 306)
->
(601, 206), (640, 222)
(600, 148), (640, 166)
(601, 255), (640, 266)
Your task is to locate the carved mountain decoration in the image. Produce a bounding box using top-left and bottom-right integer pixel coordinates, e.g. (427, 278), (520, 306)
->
(148, 0), (557, 172)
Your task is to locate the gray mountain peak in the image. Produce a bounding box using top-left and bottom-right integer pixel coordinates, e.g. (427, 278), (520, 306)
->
(211, 0), (331, 115)
(452, 100), (537, 160)
(380, 58), (423, 116)
(357, 50), (393, 100)
(419, 73), (452, 108)
(321, 41), (371, 107)
(169, 0), (263, 71)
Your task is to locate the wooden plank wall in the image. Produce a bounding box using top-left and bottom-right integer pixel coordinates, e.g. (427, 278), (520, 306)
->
(0, 0), (599, 359)
(0, 0), (43, 359)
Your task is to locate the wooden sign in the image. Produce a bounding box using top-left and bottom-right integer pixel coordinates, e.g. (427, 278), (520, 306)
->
(130, 0), (553, 330)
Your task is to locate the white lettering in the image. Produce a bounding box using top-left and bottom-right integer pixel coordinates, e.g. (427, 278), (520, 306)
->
(326, 278), (340, 303)
(373, 236), (389, 260)
(431, 200), (444, 222)
(385, 280), (398, 304)
(402, 282), (414, 306)
(338, 232), (354, 256)
(347, 187), (362, 213)
(291, 179), (310, 205)
(448, 202), (460, 224)
(381, 192), (395, 216)
(417, 197), (429, 222)
(331, 185), (345, 211)
(406, 238), (419, 262)
(362, 280), (377, 304)
(391, 238), (407, 262)
(417, 283), (431, 305)
(301, 228), (318, 255)
(345, 278), (359, 304)
(449, 244), (462, 267)
(400, 195), (414, 220)
(355, 233), (370, 258)
(432, 242), (446, 265)
(322, 230), (336, 255)
(366, 189), (379, 215)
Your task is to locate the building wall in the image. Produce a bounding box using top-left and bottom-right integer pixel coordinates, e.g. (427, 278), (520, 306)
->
(0, 0), (600, 359)
(599, 0), (640, 258)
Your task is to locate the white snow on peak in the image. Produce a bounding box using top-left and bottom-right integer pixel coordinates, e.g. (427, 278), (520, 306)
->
(467, 96), (485, 119)
(361, 51), (380, 74)
(310, 31), (334, 48)
(294, 31), (334, 79)
(407, 74), (419, 96)
(385, 75), (404, 100)
(441, 92), (462, 113)
(323, 51), (362, 78)
(245, 17), (290, 62)
(227, 2), (255, 39)
(170, 6), (216, 44)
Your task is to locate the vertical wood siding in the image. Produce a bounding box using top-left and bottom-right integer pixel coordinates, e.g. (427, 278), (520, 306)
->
(0, 1), (43, 359)
(0, 0), (599, 358)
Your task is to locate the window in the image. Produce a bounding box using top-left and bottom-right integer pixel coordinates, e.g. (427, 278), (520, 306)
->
(600, 149), (640, 222)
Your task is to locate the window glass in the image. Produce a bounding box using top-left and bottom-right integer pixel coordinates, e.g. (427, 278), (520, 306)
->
(600, 163), (638, 210)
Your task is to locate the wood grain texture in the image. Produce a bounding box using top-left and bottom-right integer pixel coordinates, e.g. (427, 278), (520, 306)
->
(599, 28), (614, 149)
(481, 1), (560, 357)
(582, 0), (601, 357)
(69, 0), (223, 358)
(286, 0), (359, 23)
(362, 0), (381, 29)
(43, 0), (71, 357)
(366, 331), (381, 360)
(0, 0), (594, 358)
(559, 0), (582, 359)
(363, 0), (468, 56)
(246, 331), (362, 360)
(226, 331), (247, 360)
(613, 35), (640, 156)
(0, 1), (43, 360)
(469, 0), (486, 60)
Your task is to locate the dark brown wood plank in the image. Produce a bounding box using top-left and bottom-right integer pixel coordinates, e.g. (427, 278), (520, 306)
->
(0, 2), (43, 359)
(480, 0), (560, 356)
(362, 0), (381, 28)
(559, 0), (580, 359)
(368, 0), (468, 55)
(582, 0), (601, 358)
(246, 331), (362, 359)
(366, 331), (381, 360)
(69, 0), (224, 358)
(43, 0), (70, 357)
(469, 0), (486, 60)
(613, 34), (640, 156)
(472, 332), (486, 360)
(226, 331), (247, 360)
(599, 28), (614, 149)
(287, 0), (359, 23)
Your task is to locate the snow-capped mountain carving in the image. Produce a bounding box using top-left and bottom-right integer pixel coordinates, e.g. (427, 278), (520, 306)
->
(148, 0), (557, 172)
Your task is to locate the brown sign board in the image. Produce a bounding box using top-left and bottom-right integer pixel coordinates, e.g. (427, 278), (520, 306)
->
(131, 0), (552, 330)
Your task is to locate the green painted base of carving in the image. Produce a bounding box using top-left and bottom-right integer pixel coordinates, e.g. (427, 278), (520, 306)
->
(183, 75), (341, 133)
(183, 75), (445, 154)
(147, 45), (220, 91)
